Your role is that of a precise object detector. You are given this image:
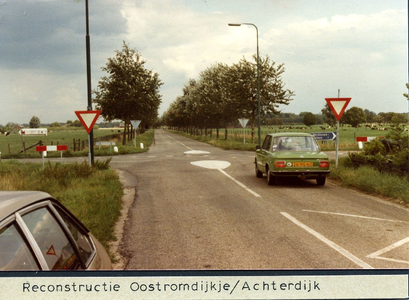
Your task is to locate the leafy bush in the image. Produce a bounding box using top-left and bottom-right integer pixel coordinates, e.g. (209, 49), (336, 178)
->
(364, 139), (386, 156)
(93, 157), (112, 170)
(348, 124), (408, 177)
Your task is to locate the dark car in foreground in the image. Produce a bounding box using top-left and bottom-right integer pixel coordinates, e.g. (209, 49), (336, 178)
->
(255, 132), (330, 186)
(0, 191), (111, 270)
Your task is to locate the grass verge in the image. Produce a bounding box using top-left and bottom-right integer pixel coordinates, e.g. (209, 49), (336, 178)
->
(0, 159), (123, 257)
(329, 158), (409, 206)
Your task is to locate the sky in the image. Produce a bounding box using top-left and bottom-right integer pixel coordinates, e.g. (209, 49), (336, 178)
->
(0, 0), (407, 125)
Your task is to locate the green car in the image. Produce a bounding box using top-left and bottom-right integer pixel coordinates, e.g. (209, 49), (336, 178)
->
(255, 132), (330, 186)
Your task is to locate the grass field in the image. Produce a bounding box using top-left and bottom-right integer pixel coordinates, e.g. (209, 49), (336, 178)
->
(172, 124), (398, 151)
(0, 127), (154, 158)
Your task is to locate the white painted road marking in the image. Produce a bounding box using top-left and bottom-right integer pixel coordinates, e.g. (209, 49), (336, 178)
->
(218, 169), (261, 198)
(303, 209), (409, 224)
(185, 150), (210, 155)
(367, 237), (409, 265)
(166, 135), (193, 150)
(281, 212), (374, 269)
(190, 160), (261, 198)
(191, 160), (231, 170)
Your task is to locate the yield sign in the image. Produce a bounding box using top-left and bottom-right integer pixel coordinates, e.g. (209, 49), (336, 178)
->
(75, 110), (101, 134)
(130, 120), (141, 129)
(325, 98), (351, 121)
(238, 118), (249, 128)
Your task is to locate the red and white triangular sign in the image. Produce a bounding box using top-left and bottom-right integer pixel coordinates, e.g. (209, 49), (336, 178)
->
(75, 110), (101, 134)
(325, 98), (351, 121)
(46, 245), (57, 256)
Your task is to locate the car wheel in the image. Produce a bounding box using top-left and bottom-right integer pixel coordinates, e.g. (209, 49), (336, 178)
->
(255, 160), (263, 178)
(317, 176), (326, 186)
(267, 168), (275, 185)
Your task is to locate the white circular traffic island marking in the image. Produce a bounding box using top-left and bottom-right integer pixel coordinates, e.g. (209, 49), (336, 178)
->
(184, 150), (210, 155)
(190, 160), (231, 170)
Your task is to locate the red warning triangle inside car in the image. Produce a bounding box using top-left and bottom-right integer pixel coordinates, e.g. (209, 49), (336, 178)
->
(46, 245), (57, 256)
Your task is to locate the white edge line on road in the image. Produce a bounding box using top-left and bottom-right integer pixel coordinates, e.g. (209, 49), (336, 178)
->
(218, 169), (261, 198)
(302, 209), (409, 224)
(166, 134), (193, 150)
(280, 212), (374, 269)
(366, 237), (409, 265)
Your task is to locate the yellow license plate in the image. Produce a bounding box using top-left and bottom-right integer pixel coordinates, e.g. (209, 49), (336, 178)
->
(292, 162), (313, 167)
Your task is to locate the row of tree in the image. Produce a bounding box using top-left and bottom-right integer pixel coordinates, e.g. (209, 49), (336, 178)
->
(162, 55), (294, 143)
(262, 110), (408, 126)
(162, 58), (407, 139)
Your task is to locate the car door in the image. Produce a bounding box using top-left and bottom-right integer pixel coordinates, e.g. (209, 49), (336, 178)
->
(257, 135), (272, 173)
(0, 200), (99, 271)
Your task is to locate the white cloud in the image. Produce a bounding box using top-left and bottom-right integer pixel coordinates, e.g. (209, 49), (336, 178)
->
(0, 0), (406, 124)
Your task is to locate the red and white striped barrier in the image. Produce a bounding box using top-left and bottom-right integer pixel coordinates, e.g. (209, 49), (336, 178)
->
(36, 145), (68, 152)
(36, 145), (68, 167)
(356, 136), (383, 142)
(356, 137), (384, 150)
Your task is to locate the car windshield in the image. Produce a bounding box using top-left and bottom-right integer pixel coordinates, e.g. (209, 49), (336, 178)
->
(271, 136), (320, 152)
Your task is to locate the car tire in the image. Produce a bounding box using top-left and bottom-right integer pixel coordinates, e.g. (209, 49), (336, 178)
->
(317, 176), (326, 186)
(267, 169), (275, 185)
(255, 160), (263, 178)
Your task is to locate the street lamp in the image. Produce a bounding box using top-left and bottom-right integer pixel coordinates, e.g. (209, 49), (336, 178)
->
(228, 23), (261, 146)
(85, 0), (94, 164)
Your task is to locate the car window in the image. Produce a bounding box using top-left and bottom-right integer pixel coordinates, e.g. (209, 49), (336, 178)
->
(274, 136), (319, 152)
(262, 136), (272, 150)
(54, 206), (94, 265)
(0, 222), (39, 270)
(21, 207), (82, 270)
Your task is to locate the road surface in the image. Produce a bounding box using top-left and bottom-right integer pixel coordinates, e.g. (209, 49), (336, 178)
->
(110, 129), (409, 270)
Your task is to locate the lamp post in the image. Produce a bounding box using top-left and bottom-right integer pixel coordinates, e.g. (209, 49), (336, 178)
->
(228, 23), (261, 146)
(85, 0), (94, 164)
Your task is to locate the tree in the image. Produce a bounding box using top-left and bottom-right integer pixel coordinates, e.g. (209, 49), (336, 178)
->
(223, 55), (294, 142)
(342, 106), (366, 127)
(93, 41), (163, 145)
(303, 112), (316, 127)
(364, 109), (376, 123)
(29, 116), (41, 128)
(321, 104), (337, 126)
(73, 120), (82, 127)
(51, 122), (61, 127)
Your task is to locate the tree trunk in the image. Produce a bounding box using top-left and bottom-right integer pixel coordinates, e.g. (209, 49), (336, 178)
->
(122, 121), (127, 145)
(251, 118), (255, 144)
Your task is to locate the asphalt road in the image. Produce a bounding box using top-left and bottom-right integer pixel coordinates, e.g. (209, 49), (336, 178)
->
(110, 129), (409, 270)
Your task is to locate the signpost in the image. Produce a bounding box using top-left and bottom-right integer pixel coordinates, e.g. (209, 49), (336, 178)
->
(311, 132), (337, 141)
(238, 118), (249, 144)
(75, 110), (101, 165)
(325, 96), (351, 168)
(130, 120), (141, 148)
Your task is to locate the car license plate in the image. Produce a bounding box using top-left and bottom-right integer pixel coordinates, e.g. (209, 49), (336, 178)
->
(292, 162), (313, 167)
